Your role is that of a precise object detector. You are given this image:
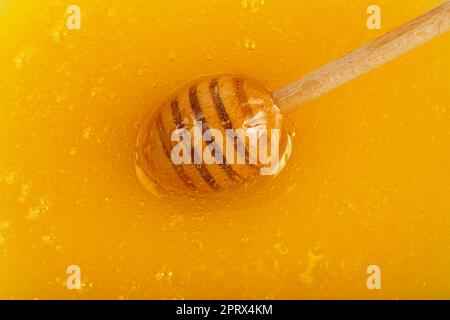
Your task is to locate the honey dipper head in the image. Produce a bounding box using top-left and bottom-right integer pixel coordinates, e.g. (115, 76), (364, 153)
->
(136, 75), (290, 196)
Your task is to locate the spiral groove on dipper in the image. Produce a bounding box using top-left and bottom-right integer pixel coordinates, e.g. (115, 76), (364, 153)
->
(170, 96), (219, 190)
(137, 75), (281, 193)
(155, 114), (195, 189)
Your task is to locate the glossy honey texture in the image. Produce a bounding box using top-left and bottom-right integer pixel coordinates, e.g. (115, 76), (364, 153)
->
(0, 0), (449, 299)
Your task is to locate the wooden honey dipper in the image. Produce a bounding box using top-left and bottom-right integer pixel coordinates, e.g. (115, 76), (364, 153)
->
(136, 1), (450, 195)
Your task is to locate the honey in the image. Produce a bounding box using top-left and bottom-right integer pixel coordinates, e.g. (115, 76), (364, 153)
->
(0, 0), (449, 299)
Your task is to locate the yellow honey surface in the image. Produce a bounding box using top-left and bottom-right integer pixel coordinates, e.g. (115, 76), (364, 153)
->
(0, 0), (449, 299)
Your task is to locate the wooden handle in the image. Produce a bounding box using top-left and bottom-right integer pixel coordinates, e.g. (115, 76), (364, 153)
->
(274, 1), (450, 113)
